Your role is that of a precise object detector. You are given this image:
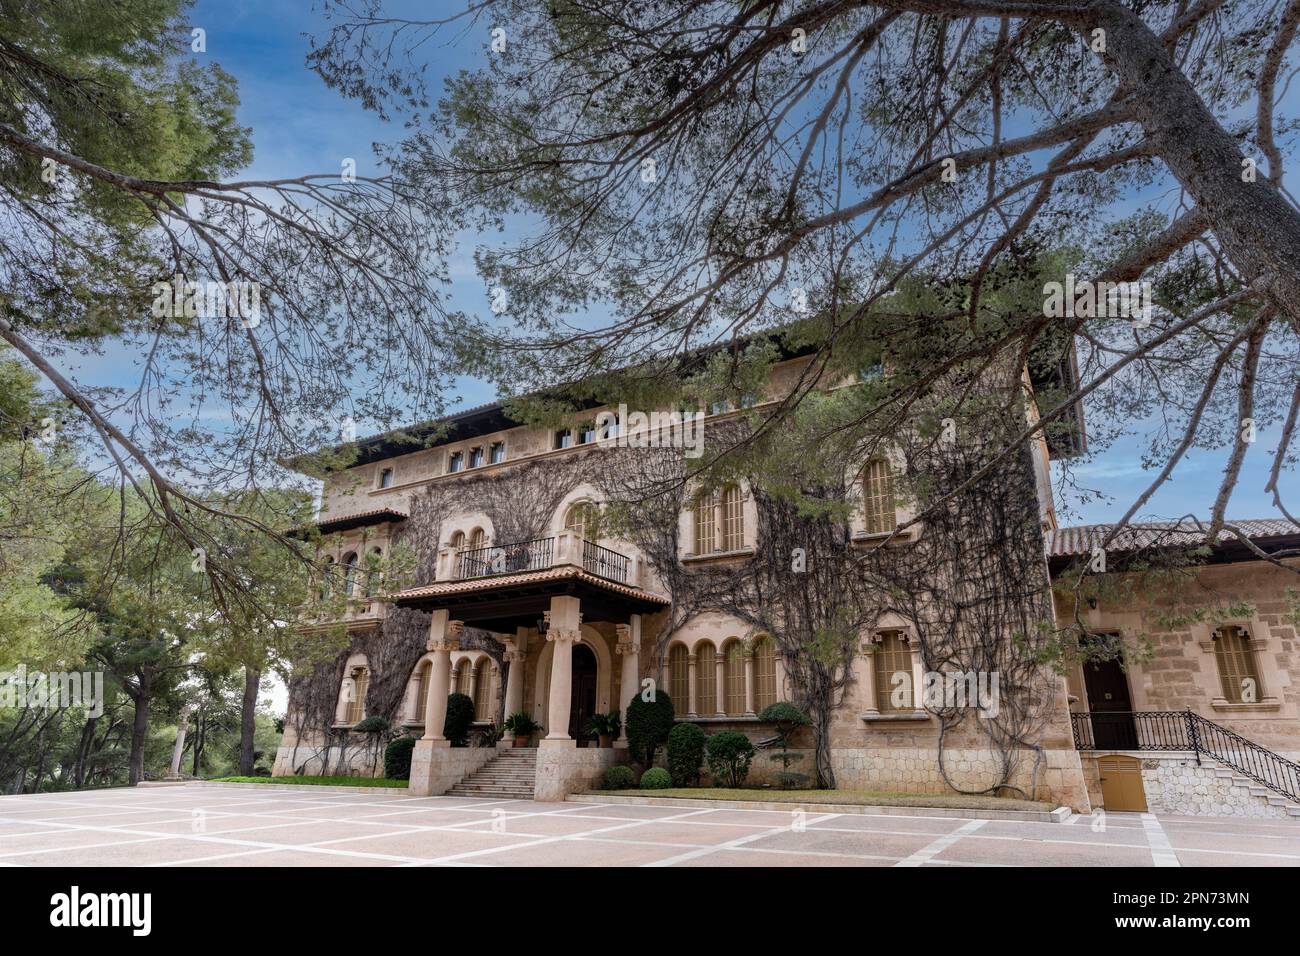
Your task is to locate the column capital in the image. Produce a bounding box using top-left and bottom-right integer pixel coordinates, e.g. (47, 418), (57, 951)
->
(547, 627), (581, 645)
(427, 637), (460, 653)
(616, 640), (637, 656)
(503, 649), (526, 664)
(447, 619), (465, 638)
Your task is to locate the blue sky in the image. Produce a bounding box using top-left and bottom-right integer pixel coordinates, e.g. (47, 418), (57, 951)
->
(80, 0), (1294, 528)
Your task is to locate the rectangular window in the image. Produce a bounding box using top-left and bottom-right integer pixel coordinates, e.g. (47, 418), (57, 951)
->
(693, 495), (716, 554)
(555, 429), (572, 449)
(469, 446), (484, 468)
(447, 451), (463, 473)
(378, 467), (394, 488)
(862, 459), (896, 535)
(708, 400), (729, 416)
(577, 422), (596, 444)
(738, 393), (757, 408)
(874, 632), (914, 712)
(721, 485), (744, 551)
(489, 441), (505, 464)
(1214, 625), (1263, 703)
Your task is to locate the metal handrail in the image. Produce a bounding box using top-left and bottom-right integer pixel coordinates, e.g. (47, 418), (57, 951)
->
(1071, 709), (1300, 804)
(581, 539), (630, 583)
(455, 537), (554, 579)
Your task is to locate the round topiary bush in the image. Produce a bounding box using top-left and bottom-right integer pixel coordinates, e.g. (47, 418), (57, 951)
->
(443, 693), (475, 747)
(351, 715), (388, 734)
(706, 731), (756, 787)
(667, 722), (706, 786)
(384, 735), (417, 780)
(639, 767), (671, 790)
(601, 765), (636, 791)
(625, 689), (674, 768)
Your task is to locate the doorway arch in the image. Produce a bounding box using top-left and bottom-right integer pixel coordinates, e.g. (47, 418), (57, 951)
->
(535, 624), (613, 738)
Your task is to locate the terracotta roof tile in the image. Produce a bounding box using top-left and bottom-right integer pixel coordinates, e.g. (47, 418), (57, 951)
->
(1045, 519), (1298, 558)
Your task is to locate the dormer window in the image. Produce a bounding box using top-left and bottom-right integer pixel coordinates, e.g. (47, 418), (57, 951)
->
(448, 451), (463, 473)
(469, 446), (484, 468)
(489, 441), (505, 464)
(378, 467), (394, 489)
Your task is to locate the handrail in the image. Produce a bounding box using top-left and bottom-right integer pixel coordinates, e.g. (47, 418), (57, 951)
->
(1071, 709), (1300, 804)
(455, 537), (554, 579)
(582, 539), (630, 583)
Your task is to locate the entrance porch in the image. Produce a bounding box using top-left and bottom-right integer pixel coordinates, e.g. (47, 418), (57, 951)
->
(389, 530), (668, 800)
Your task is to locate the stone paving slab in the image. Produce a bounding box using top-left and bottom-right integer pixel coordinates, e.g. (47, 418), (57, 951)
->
(0, 784), (1294, 867)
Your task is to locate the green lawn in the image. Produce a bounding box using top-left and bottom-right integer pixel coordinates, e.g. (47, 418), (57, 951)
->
(590, 788), (1055, 811)
(206, 776), (408, 788)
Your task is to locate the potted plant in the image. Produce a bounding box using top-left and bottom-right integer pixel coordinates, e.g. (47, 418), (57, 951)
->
(585, 711), (623, 748)
(503, 711), (541, 747)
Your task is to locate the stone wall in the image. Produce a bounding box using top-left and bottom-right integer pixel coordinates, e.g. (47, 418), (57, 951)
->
(1081, 752), (1297, 819)
(408, 740), (498, 796)
(535, 741), (627, 801)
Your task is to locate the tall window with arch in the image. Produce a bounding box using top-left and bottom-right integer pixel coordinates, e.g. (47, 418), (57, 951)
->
(341, 552), (359, 597)
(723, 640), (746, 715)
(862, 459), (897, 535)
(473, 659), (493, 720)
(468, 527), (486, 550)
(453, 660), (471, 698)
(318, 556), (336, 600)
(753, 636), (777, 710)
(668, 644), (690, 715)
(565, 501), (597, 541)
(696, 641), (717, 715)
(344, 665), (369, 724)
(412, 660), (431, 723)
(363, 546), (383, 596)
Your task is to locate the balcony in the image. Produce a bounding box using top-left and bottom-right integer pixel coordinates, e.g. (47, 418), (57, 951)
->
(440, 531), (634, 586)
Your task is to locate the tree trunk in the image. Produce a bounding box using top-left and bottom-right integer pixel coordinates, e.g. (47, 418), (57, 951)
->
(1088, 3), (1300, 319)
(73, 714), (98, 788)
(127, 673), (152, 786)
(240, 665), (260, 775)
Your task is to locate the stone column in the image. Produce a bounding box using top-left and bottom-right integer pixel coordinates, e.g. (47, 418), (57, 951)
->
(860, 640), (880, 716)
(615, 618), (640, 746)
(467, 660), (479, 703)
(543, 595), (582, 741)
(687, 653), (699, 717)
(743, 649), (756, 716)
(422, 611), (462, 740)
(908, 635), (926, 712)
(503, 647), (526, 718)
(714, 655), (726, 717)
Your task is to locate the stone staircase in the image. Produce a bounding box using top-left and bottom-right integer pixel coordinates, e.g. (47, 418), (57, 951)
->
(1209, 762), (1300, 818)
(446, 748), (537, 800)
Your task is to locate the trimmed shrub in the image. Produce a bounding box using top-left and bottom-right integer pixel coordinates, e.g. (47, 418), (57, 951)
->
(667, 722), (706, 786)
(706, 731), (756, 787)
(601, 765), (636, 791)
(352, 715), (388, 734)
(639, 767), (671, 790)
(625, 690), (674, 768)
(443, 693), (475, 747)
(383, 735), (417, 780)
(759, 701), (812, 788)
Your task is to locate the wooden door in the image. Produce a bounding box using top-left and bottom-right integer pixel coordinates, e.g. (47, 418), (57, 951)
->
(1098, 755), (1147, 811)
(568, 643), (598, 742)
(1083, 656), (1137, 749)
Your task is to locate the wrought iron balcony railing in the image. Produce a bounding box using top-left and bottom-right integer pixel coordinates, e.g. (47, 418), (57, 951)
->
(1071, 709), (1300, 805)
(455, 537), (554, 579)
(582, 539), (630, 583)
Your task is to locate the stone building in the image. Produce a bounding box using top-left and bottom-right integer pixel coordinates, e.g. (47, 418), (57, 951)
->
(273, 350), (1300, 817)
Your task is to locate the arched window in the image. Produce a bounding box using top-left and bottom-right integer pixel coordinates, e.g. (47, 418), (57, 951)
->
(344, 665), (369, 724)
(565, 501), (597, 541)
(753, 637), (777, 710)
(862, 459), (896, 535)
(473, 659), (493, 720)
(723, 640), (746, 715)
(1214, 625), (1263, 703)
(696, 641), (717, 715)
(363, 547), (383, 596)
(693, 494), (715, 554)
(412, 660), (431, 722)
(468, 527), (486, 551)
(875, 631), (914, 712)
(668, 644), (690, 715)
(341, 552), (359, 596)
(319, 556), (336, 600)
(721, 484), (744, 551)
(453, 660), (471, 697)
(449, 530), (466, 551)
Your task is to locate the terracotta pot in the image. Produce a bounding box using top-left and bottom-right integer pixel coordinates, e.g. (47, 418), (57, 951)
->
(514, 735), (529, 748)
(598, 734), (613, 748)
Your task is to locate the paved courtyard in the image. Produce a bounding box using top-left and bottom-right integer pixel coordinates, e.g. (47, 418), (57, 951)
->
(1, 784), (1297, 867)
